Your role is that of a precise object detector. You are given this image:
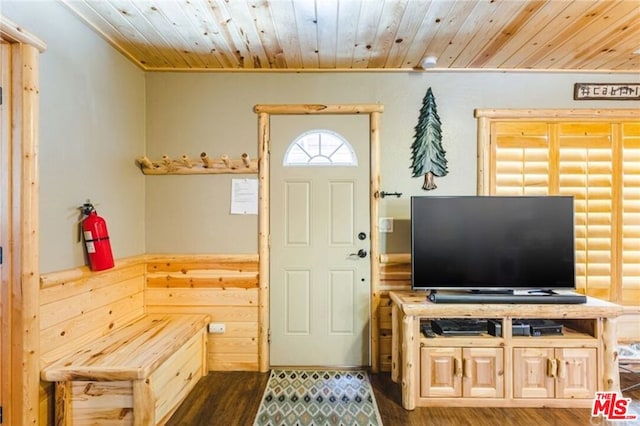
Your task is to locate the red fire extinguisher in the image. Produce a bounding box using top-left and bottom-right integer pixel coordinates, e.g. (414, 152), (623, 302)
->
(80, 201), (115, 271)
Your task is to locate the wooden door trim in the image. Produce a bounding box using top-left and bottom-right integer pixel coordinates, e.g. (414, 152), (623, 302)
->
(1, 14), (45, 426)
(0, 41), (9, 426)
(0, 15), (47, 52)
(255, 103), (384, 372)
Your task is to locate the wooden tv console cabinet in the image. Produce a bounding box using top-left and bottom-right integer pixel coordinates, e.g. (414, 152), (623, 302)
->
(389, 291), (623, 409)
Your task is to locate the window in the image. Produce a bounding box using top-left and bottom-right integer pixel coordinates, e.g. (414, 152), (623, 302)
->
(482, 118), (640, 304)
(283, 130), (357, 166)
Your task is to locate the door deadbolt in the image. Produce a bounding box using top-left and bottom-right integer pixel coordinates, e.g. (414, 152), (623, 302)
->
(358, 232), (367, 240)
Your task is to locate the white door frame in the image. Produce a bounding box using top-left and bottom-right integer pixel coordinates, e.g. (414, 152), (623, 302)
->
(254, 104), (383, 373)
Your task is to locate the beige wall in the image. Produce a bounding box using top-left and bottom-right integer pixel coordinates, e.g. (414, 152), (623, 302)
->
(3, 0), (639, 267)
(2, 1), (146, 273)
(145, 72), (640, 254)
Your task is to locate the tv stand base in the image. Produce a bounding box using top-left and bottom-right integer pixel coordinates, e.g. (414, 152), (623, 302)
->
(389, 291), (622, 409)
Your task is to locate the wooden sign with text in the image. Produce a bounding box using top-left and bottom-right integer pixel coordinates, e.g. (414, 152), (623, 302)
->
(574, 83), (640, 100)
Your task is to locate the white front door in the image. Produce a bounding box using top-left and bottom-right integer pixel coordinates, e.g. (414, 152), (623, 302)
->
(270, 115), (371, 366)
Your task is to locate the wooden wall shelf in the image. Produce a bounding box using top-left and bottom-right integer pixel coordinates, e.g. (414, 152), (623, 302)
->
(136, 152), (258, 175)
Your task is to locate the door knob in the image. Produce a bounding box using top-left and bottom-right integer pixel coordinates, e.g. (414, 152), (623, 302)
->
(349, 249), (367, 259)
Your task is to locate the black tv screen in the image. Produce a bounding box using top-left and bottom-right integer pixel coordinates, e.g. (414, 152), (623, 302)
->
(411, 196), (576, 291)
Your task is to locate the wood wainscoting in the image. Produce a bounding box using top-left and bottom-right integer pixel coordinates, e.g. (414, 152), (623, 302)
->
(145, 254), (260, 372)
(38, 254), (259, 424)
(379, 254), (411, 372)
(39, 256), (147, 425)
(618, 307), (640, 344)
(38, 251), (632, 422)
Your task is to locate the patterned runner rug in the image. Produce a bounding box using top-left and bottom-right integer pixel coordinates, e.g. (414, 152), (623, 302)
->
(253, 369), (383, 426)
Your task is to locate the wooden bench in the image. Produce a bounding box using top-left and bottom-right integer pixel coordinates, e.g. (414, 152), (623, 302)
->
(41, 314), (210, 425)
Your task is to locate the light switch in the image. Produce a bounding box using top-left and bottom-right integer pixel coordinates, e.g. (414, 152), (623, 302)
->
(380, 217), (394, 233)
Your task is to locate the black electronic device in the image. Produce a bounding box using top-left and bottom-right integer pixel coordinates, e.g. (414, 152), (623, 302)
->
(487, 320), (502, 337)
(411, 196), (581, 303)
(512, 320), (531, 336)
(428, 290), (586, 305)
(488, 320), (531, 336)
(430, 319), (487, 336)
(527, 319), (563, 336)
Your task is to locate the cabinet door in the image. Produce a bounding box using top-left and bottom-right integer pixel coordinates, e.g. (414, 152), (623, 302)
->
(513, 348), (555, 398)
(420, 347), (461, 397)
(513, 347), (597, 400)
(462, 347), (504, 398)
(555, 348), (596, 399)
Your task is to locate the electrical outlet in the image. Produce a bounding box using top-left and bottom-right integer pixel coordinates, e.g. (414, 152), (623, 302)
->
(208, 323), (226, 334)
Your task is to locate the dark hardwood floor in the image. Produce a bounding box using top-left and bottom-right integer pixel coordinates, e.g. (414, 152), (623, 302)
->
(167, 371), (640, 425)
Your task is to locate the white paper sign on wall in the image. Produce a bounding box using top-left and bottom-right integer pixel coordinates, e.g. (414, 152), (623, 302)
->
(230, 178), (258, 215)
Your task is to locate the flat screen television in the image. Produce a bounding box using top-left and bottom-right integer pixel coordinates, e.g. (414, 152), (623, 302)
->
(411, 196), (576, 293)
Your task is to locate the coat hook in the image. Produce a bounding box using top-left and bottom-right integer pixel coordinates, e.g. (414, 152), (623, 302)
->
(380, 191), (402, 198)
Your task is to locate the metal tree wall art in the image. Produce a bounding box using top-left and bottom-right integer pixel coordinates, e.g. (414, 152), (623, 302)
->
(410, 87), (448, 190)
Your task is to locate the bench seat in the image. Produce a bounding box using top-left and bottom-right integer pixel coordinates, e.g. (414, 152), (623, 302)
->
(41, 314), (210, 425)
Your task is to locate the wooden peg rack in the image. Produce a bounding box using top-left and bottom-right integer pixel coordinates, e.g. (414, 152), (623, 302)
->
(136, 152), (258, 175)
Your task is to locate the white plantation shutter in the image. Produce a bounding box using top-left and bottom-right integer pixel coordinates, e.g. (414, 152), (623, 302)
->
(487, 118), (640, 304)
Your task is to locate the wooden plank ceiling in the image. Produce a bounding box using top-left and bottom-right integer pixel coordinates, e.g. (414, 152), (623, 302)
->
(61, 0), (640, 72)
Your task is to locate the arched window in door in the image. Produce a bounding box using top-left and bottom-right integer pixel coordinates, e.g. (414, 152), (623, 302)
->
(283, 130), (358, 166)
